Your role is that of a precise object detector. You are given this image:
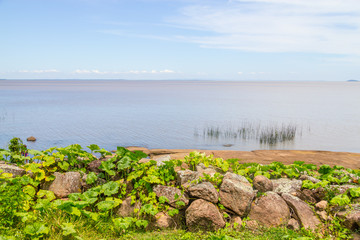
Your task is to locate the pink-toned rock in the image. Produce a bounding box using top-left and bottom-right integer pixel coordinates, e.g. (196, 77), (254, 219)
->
(253, 175), (273, 192)
(315, 200), (328, 211)
(246, 220), (259, 230)
(153, 185), (189, 209)
(287, 218), (300, 230)
(154, 212), (176, 229)
(185, 199), (225, 231)
(188, 182), (219, 203)
(230, 216), (242, 229)
(249, 192), (290, 227)
(117, 197), (141, 217)
(336, 204), (360, 230)
(282, 193), (321, 230)
(219, 172), (255, 217)
(176, 170), (199, 187)
(272, 178), (302, 195)
(47, 172), (82, 198)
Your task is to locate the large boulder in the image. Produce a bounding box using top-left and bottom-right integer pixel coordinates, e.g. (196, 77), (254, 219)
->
(87, 159), (104, 173)
(272, 178), (302, 195)
(0, 163), (25, 177)
(188, 182), (219, 203)
(117, 197), (141, 217)
(153, 185), (189, 209)
(336, 204), (360, 230)
(47, 172), (82, 198)
(248, 192), (290, 227)
(185, 199), (225, 231)
(253, 175), (273, 192)
(282, 193), (321, 230)
(219, 172), (255, 217)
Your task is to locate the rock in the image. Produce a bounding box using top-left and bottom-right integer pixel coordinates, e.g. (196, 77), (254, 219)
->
(26, 136), (36, 141)
(296, 189), (317, 204)
(126, 146), (151, 155)
(117, 197), (141, 217)
(185, 199), (225, 231)
(188, 182), (219, 203)
(282, 193), (321, 230)
(299, 175), (320, 184)
(87, 159), (104, 173)
(174, 162), (190, 172)
(330, 184), (357, 194)
(47, 172), (82, 198)
(153, 185), (189, 209)
(272, 178), (302, 194)
(0, 163), (25, 177)
(249, 192), (290, 227)
(287, 218), (300, 230)
(316, 210), (328, 221)
(336, 204), (360, 230)
(229, 216), (242, 229)
(153, 155), (171, 166)
(219, 172), (255, 217)
(196, 163), (218, 178)
(353, 233), (360, 240)
(315, 200), (328, 211)
(246, 220), (259, 230)
(176, 170), (199, 187)
(253, 175), (273, 192)
(139, 158), (152, 164)
(154, 212), (176, 229)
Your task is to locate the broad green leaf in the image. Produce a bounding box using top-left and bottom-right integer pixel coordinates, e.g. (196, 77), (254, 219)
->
(330, 194), (351, 206)
(102, 181), (120, 196)
(68, 193), (82, 201)
(87, 144), (100, 152)
(117, 156), (132, 170)
(86, 172), (98, 185)
(135, 219), (148, 229)
(58, 161), (69, 171)
(23, 185), (36, 197)
(349, 187), (360, 198)
(96, 200), (116, 211)
(99, 161), (116, 176)
(37, 190), (56, 201)
(24, 222), (49, 236)
(61, 223), (76, 236)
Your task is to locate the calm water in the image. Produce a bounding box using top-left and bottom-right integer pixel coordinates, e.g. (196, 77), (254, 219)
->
(0, 80), (359, 153)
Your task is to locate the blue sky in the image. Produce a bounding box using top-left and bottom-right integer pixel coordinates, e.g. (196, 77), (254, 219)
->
(1, 0), (360, 80)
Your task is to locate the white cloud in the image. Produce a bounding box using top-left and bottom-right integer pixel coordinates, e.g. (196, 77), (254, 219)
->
(73, 69), (176, 74)
(167, 0), (360, 55)
(19, 69), (59, 73)
(237, 72), (243, 75)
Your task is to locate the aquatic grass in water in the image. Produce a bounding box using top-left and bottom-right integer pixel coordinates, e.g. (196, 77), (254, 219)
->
(197, 121), (303, 145)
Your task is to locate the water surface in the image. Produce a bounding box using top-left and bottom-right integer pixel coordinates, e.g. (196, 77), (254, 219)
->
(0, 80), (359, 152)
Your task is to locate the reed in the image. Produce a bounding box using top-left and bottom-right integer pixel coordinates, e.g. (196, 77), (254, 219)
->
(197, 121), (302, 145)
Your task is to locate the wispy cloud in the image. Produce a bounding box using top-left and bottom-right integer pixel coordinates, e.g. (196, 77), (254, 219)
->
(19, 69), (59, 73)
(165, 0), (360, 55)
(73, 69), (176, 74)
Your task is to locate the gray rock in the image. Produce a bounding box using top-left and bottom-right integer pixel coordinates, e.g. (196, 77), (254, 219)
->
(299, 175), (320, 184)
(272, 178), (302, 194)
(249, 192), (290, 227)
(185, 199), (225, 231)
(153, 155), (171, 166)
(47, 172), (82, 198)
(219, 172), (255, 217)
(188, 182), (219, 203)
(153, 185), (189, 209)
(330, 184), (357, 194)
(253, 175), (273, 192)
(0, 163), (25, 177)
(282, 193), (321, 230)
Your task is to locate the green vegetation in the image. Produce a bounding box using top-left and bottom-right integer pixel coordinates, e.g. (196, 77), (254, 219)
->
(0, 138), (359, 239)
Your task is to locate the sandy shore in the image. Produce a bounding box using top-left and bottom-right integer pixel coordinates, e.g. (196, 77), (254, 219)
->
(127, 147), (360, 169)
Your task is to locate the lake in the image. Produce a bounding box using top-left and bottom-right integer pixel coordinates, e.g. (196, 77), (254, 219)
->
(0, 80), (359, 153)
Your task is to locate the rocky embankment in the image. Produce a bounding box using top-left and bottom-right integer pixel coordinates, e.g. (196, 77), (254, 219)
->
(1, 148), (360, 236)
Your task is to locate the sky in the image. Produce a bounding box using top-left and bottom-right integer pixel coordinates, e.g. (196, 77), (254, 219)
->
(1, 0), (360, 81)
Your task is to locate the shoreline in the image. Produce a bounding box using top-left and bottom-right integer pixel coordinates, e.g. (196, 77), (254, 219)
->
(127, 147), (360, 169)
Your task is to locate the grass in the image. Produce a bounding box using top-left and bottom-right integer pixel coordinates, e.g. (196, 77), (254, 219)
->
(0, 210), (317, 240)
(196, 121), (304, 145)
